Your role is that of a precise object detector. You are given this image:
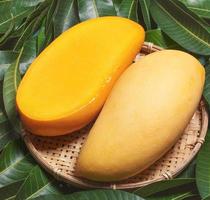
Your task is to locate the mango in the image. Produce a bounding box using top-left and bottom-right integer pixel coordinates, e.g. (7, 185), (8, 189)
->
(76, 50), (205, 182)
(16, 17), (145, 136)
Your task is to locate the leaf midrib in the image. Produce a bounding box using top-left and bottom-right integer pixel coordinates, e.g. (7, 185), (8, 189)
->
(143, 0), (150, 21)
(140, 0), (151, 29)
(6, 195), (16, 200)
(0, 130), (10, 140)
(64, 0), (74, 21)
(0, 0), (12, 4)
(170, 0), (210, 32)
(0, 153), (30, 176)
(25, 180), (54, 200)
(173, 192), (194, 200)
(188, 7), (210, 13)
(12, 47), (23, 91)
(0, 10), (29, 27)
(128, 0), (135, 19)
(92, 0), (99, 17)
(155, 1), (210, 48)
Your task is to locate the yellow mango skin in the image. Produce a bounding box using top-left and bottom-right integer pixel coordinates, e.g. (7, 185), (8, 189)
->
(16, 17), (145, 136)
(76, 50), (205, 182)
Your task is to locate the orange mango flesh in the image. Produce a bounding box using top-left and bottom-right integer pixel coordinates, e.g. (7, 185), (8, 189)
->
(16, 16), (145, 136)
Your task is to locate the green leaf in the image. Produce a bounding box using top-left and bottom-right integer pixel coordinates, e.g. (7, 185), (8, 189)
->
(24, 1), (50, 26)
(32, 190), (145, 200)
(177, 159), (196, 178)
(112, 0), (123, 14)
(145, 29), (166, 47)
(36, 22), (46, 54)
(180, 0), (210, 19)
(203, 195), (210, 200)
(78, 0), (116, 21)
(0, 14), (15, 46)
(15, 166), (70, 200)
(146, 192), (196, 200)
(145, 28), (182, 49)
(0, 139), (35, 188)
(43, 0), (57, 47)
(3, 48), (23, 133)
(204, 61), (210, 107)
(0, 181), (24, 200)
(196, 130), (210, 198)
(134, 178), (195, 197)
(0, 109), (16, 151)
(10, 22), (27, 38)
(150, 0), (210, 55)
(45, 0), (57, 34)
(54, 0), (79, 38)
(13, 3), (48, 49)
(118, 0), (139, 22)
(0, 1), (34, 33)
(19, 0), (46, 7)
(145, 183), (198, 200)
(14, 7), (48, 51)
(0, 51), (18, 80)
(0, 40), (36, 80)
(19, 37), (36, 74)
(139, 0), (151, 30)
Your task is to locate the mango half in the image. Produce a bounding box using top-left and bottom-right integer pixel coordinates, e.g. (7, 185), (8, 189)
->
(76, 50), (205, 182)
(16, 16), (145, 136)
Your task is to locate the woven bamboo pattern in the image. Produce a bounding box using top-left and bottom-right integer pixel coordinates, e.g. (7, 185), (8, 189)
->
(22, 42), (209, 189)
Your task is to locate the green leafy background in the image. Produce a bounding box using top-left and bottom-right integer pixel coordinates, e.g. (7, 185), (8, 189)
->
(0, 0), (210, 199)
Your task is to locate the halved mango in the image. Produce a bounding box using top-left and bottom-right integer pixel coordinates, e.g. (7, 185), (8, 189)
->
(16, 16), (145, 136)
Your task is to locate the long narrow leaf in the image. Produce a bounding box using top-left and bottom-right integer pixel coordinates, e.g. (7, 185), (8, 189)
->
(139, 0), (151, 30)
(19, 37), (37, 74)
(0, 14), (15, 46)
(44, 0), (57, 47)
(0, 1), (34, 33)
(177, 159), (196, 178)
(0, 139), (35, 188)
(0, 108), (16, 151)
(145, 29), (182, 49)
(32, 190), (145, 200)
(78, 0), (116, 21)
(37, 22), (46, 54)
(0, 42), (36, 81)
(180, 0), (210, 19)
(204, 60), (210, 107)
(54, 0), (79, 37)
(15, 166), (68, 200)
(112, 0), (123, 14)
(0, 51), (18, 81)
(14, 8), (48, 51)
(134, 178), (195, 197)
(3, 48), (23, 133)
(146, 192), (196, 200)
(203, 195), (210, 200)
(144, 183), (198, 200)
(24, 0), (50, 26)
(118, 0), (139, 22)
(45, 0), (57, 35)
(0, 181), (24, 200)
(196, 130), (210, 198)
(14, 0), (46, 8)
(150, 0), (210, 55)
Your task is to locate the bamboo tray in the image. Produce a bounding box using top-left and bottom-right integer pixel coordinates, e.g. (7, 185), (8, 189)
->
(22, 42), (209, 189)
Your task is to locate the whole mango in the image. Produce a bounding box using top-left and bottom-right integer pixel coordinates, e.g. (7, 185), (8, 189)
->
(76, 50), (205, 181)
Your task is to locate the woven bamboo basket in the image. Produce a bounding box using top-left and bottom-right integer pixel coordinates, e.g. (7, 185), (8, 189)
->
(22, 42), (208, 189)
